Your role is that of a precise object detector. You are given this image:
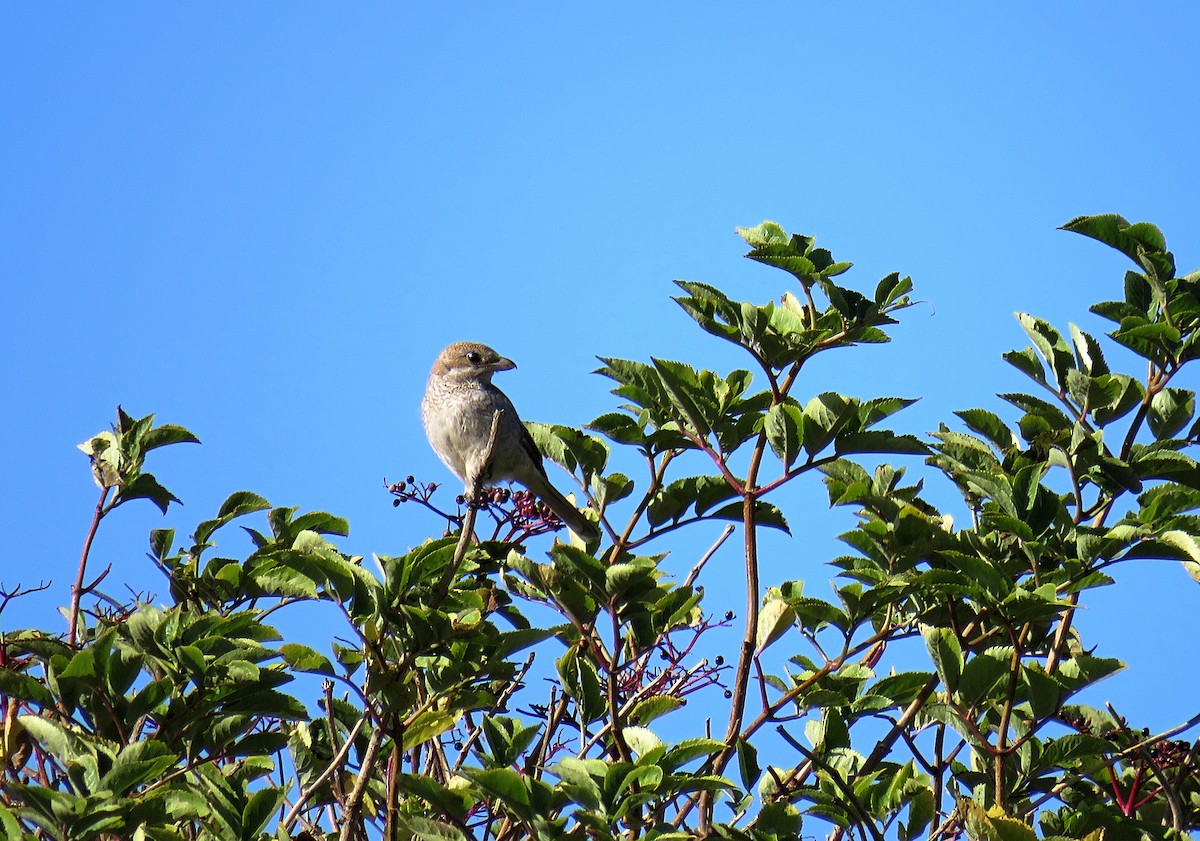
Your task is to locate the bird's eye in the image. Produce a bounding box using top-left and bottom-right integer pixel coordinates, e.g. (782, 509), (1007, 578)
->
(466, 351), (482, 364)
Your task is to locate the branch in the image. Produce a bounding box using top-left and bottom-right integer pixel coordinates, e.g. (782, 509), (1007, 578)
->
(683, 525), (735, 589)
(282, 713), (368, 832)
(69, 486), (110, 647)
(338, 721), (385, 841)
(1023, 710), (1200, 817)
(776, 726), (886, 841)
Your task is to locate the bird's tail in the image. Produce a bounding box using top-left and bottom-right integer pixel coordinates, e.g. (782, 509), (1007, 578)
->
(525, 473), (600, 543)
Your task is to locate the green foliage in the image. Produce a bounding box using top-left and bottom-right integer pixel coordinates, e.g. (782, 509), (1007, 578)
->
(3, 216), (1198, 840)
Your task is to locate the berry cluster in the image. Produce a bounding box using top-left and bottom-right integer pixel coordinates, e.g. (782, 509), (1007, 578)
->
(388, 475), (568, 540)
(387, 475), (439, 506)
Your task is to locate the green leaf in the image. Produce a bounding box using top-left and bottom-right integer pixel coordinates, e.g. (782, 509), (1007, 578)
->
(736, 737), (761, 792)
(963, 800), (1039, 841)
(921, 625), (962, 693)
(803, 392), (857, 455)
(397, 815), (471, 841)
(869, 672), (936, 706)
(1016, 313), (1075, 390)
(116, 473), (182, 514)
(57, 649), (96, 680)
(1148, 388), (1195, 439)
(0, 669), (55, 708)
(709, 499), (791, 534)
(0, 804), (24, 841)
(243, 787), (285, 836)
(622, 726), (664, 757)
(402, 711), (458, 751)
(955, 410), (1019, 454)
(652, 358), (714, 437)
(957, 652), (1008, 707)
(1062, 214), (1172, 275)
(628, 695), (684, 726)
(765, 401), (805, 468)
(100, 741), (176, 796)
(1159, 529), (1200, 582)
(1002, 347), (1048, 387)
(587, 412), (648, 448)
(755, 596), (795, 655)
(1039, 733), (1113, 769)
(17, 716), (77, 766)
(736, 220), (790, 247)
(466, 767), (531, 809)
(1022, 665), (1061, 719)
(1068, 323), (1110, 376)
(218, 490), (272, 520)
(834, 430), (928, 456)
(142, 423), (201, 451)
(660, 737), (726, 771)
(279, 643), (335, 675)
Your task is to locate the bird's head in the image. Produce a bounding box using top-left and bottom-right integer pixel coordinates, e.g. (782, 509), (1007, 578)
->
(431, 341), (516, 383)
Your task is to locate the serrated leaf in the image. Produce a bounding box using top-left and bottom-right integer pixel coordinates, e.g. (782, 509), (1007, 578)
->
(755, 597), (795, 654)
(921, 625), (962, 693)
(736, 737), (761, 792)
(117, 473), (181, 514)
(279, 643), (335, 675)
(397, 815), (471, 841)
(629, 695), (685, 725)
(834, 430), (927, 456)
(709, 500), (790, 534)
(142, 424), (201, 451)
(765, 401), (805, 468)
(1148, 388), (1195, 439)
(1069, 323), (1109, 376)
(402, 711), (458, 751)
(1016, 313), (1075, 390)
(736, 220), (789, 247)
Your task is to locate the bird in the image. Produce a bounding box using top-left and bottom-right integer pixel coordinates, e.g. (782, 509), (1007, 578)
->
(421, 341), (600, 542)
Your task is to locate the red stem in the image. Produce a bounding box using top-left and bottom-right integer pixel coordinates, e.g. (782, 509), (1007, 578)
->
(68, 486), (110, 648)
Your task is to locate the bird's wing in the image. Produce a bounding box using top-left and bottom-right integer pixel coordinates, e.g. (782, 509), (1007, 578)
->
(519, 422), (550, 480)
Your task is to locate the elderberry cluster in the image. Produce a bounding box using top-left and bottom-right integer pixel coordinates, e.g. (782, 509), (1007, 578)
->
(388, 475), (440, 506)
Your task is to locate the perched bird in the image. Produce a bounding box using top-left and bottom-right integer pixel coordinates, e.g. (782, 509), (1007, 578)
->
(421, 341), (600, 542)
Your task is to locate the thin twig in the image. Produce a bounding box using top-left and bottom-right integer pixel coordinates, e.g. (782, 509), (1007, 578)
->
(1023, 711), (1200, 817)
(282, 714), (369, 832)
(69, 486), (110, 647)
(338, 722), (386, 841)
(776, 726), (886, 841)
(452, 653), (535, 774)
(683, 524), (734, 590)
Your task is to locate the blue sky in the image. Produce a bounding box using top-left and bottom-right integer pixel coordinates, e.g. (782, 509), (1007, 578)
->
(4, 3), (1198, 743)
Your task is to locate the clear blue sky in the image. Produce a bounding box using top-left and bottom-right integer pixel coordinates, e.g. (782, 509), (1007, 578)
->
(4, 4), (1198, 737)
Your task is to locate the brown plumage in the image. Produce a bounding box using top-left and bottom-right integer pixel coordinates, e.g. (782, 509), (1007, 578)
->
(421, 341), (600, 542)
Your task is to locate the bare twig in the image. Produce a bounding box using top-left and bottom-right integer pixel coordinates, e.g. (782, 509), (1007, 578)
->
(282, 714), (369, 832)
(452, 653), (535, 774)
(338, 722), (385, 841)
(683, 524), (734, 590)
(69, 486), (110, 647)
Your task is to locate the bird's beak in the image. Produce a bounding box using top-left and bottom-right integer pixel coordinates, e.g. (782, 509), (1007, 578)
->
(492, 356), (516, 372)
